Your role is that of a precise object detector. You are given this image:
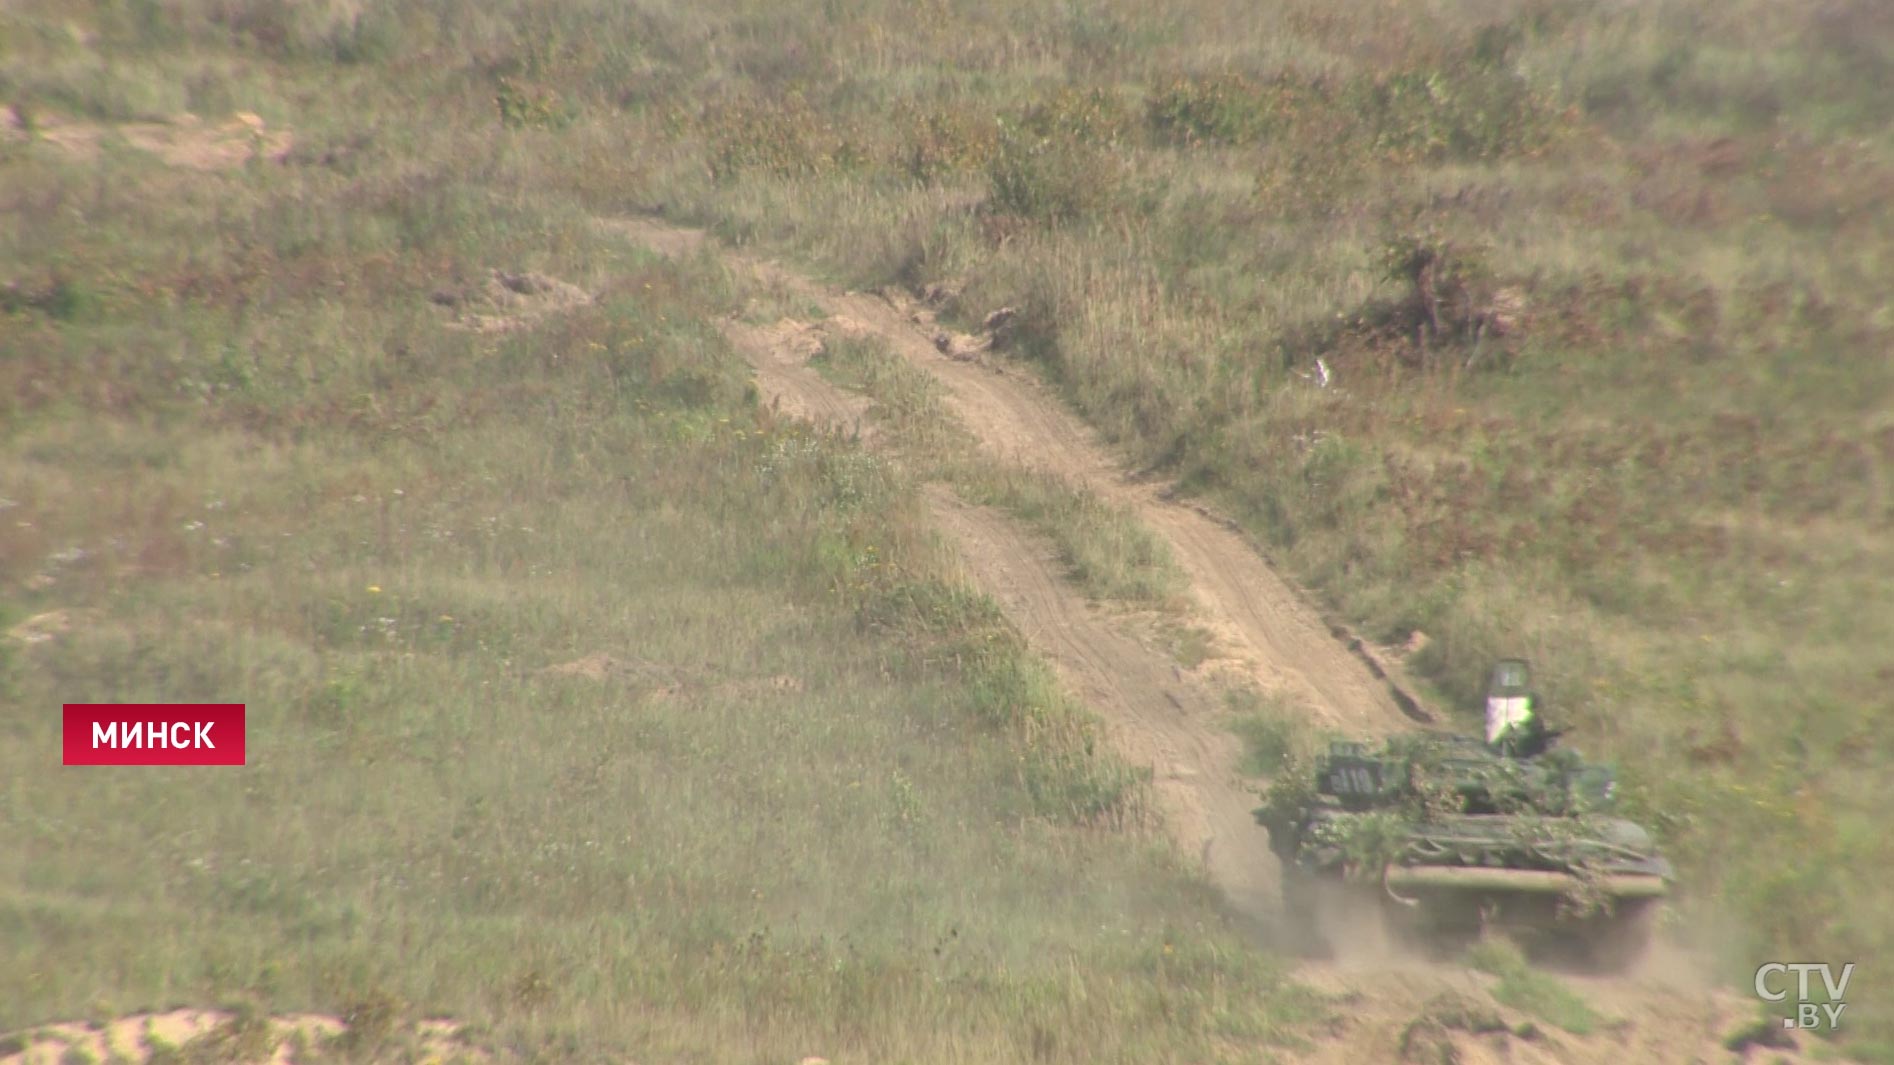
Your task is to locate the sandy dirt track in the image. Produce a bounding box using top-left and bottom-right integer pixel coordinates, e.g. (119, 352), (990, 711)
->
(603, 215), (1816, 1065)
(603, 215), (1424, 740)
(602, 215), (1371, 926)
(925, 487), (1277, 923)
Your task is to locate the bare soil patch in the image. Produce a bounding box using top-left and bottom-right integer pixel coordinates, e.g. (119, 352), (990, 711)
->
(606, 214), (1423, 738)
(434, 270), (593, 334)
(5, 609), (90, 646)
(0, 1009), (480, 1065)
(18, 110), (293, 168)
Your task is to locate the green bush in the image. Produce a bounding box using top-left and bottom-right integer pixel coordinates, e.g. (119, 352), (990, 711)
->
(895, 103), (1000, 181)
(1345, 67), (1566, 163)
(986, 126), (1124, 223)
(701, 92), (864, 181)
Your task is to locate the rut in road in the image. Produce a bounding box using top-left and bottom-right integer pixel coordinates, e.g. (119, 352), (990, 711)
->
(705, 296), (1283, 922)
(601, 215), (1816, 1065)
(925, 488), (1276, 923)
(605, 216), (1426, 738)
(601, 214), (1424, 917)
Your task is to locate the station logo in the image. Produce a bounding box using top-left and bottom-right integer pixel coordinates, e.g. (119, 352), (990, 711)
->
(1755, 962), (1854, 1031)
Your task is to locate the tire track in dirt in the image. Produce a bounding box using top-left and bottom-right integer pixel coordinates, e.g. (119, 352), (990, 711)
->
(925, 488), (1277, 923)
(722, 317), (875, 436)
(611, 216), (1285, 919)
(603, 214), (1422, 739)
(603, 214), (1812, 1065)
(814, 285), (1416, 736)
(600, 213), (1420, 913)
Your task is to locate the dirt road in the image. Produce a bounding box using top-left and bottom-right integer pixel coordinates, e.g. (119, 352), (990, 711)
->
(604, 215), (1807, 1065)
(603, 214), (1395, 928)
(603, 215), (1421, 737)
(925, 488), (1278, 923)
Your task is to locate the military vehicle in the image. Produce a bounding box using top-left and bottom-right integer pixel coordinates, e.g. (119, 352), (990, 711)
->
(1254, 659), (1672, 969)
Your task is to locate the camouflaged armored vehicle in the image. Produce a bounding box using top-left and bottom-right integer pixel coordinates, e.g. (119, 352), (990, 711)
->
(1255, 660), (1672, 969)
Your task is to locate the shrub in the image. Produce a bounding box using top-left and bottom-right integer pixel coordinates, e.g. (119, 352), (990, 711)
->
(1146, 73), (1277, 146)
(985, 126), (1124, 223)
(1232, 709), (1300, 775)
(177, 1006), (278, 1064)
(1, 277), (100, 322)
(1015, 85), (1134, 147)
(1345, 67), (1565, 164)
(1376, 230), (1500, 346)
(331, 988), (404, 1057)
(1277, 228), (1522, 373)
(700, 92), (863, 181)
(895, 102), (1000, 181)
(1152, 73), (1348, 148)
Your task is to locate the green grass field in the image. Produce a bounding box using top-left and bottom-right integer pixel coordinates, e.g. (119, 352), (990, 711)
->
(0, 6), (1328, 1060)
(376, 0), (1885, 1049)
(4, 0), (1890, 1058)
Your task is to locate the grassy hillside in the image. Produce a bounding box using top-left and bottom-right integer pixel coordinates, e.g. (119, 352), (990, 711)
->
(19, 0), (1870, 1049)
(0, 7), (1324, 1061)
(4, 0), (1889, 1057)
(609, 1), (1886, 1042)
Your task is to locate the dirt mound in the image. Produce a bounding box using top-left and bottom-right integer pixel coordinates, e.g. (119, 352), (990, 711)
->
(434, 270), (593, 334)
(754, 316), (829, 361)
(0, 1009), (479, 1065)
(19, 110), (293, 168)
(890, 289), (1016, 363)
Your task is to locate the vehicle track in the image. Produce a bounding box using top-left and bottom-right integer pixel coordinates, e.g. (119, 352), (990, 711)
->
(722, 317), (874, 435)
(601, 215), (1408, 924)
(606, 217), (1286, 919)
(925, 487), (1276, 924)
(603, 214), (1806, 1065)
(604, 215), (1421, 739)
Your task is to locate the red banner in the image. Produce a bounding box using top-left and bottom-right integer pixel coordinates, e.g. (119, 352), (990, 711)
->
(63, 704), (247, 766)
